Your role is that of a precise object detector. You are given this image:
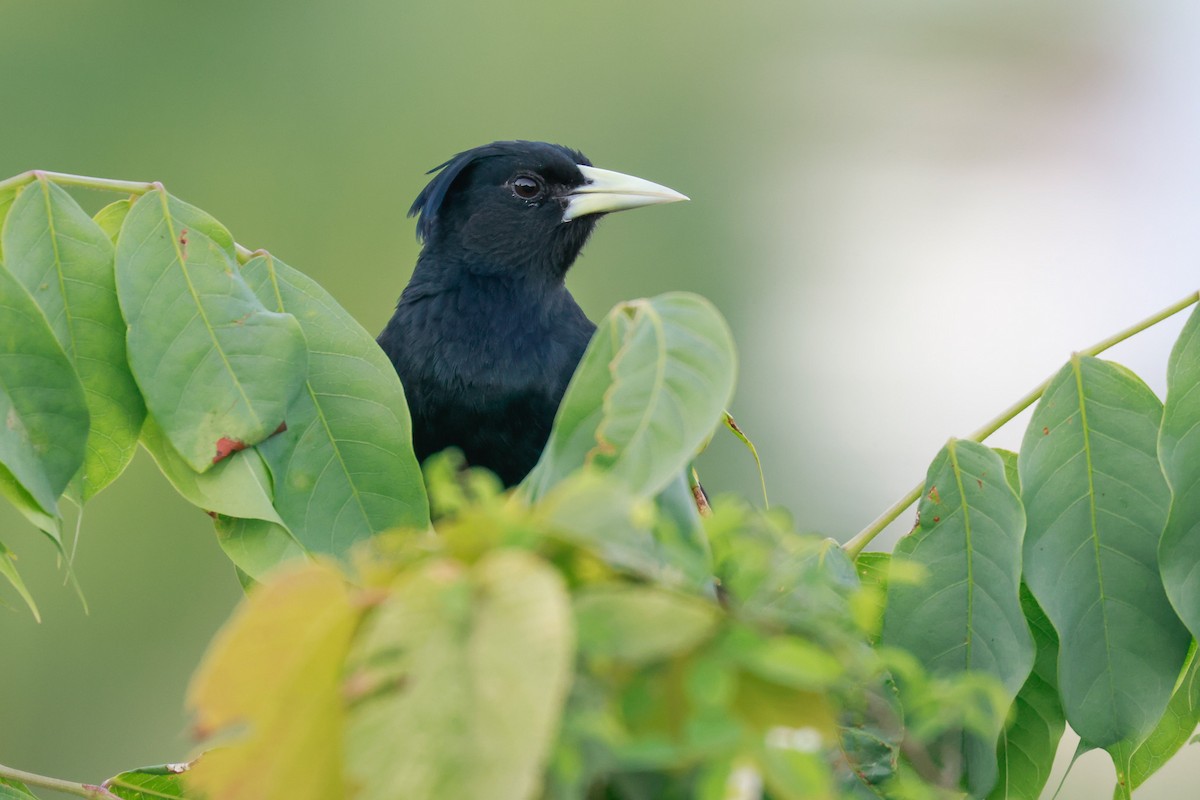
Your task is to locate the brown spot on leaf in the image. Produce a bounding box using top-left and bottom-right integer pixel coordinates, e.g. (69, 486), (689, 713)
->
(179, 228), (189, 246)
(352, 587), (389, 610)
(692, 482), (713, 517)
(213, 437), (248, 464)
(932, 516), (940, 523)
(977, 478), (984, 489)
(928, 485), (941, 504)
(272, 420), (288, 436)
(1042, 426), (1050, 436)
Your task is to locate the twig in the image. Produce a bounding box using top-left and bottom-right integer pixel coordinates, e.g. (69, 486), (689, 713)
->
(0, 762), (120, 799)
(843, 289), (1200, 558)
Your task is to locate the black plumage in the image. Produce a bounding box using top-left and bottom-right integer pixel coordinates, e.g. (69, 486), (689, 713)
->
(378, 141), (686, 486)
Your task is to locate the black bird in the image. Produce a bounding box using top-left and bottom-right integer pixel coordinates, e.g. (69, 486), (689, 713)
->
(378, 141), (687, 486)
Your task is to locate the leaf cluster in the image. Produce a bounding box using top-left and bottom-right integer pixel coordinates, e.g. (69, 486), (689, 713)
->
(2, 172), (1200, 799)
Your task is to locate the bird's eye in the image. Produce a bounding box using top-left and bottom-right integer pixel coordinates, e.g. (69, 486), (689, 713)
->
(511, 176), (543, 200)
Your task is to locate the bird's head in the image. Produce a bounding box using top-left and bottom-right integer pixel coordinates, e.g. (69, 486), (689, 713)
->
(408, 140), (687, 280)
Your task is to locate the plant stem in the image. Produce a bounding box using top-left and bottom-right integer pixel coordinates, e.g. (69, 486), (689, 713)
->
(843, 289), (1200, 559)
(0, 170), (156, 197)
(0, 762), (119, 799)
(0, 170), (259, 265)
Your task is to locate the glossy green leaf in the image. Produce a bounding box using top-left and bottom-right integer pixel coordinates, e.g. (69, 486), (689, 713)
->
(882, 439), (1033, 797)
(114, 189), (307, 472)
(988, 585), (1065, 800)
(574, 584), (717, 664)
(241, 253), (428, 553)
(1112, 644), (1200, 798)
(3, 179), (144, 499)
(214, 516), (307, 582)
(345, 551), (572, 800)
(1159, 305), (1200, 641)
(522, 292), (736, 501)
(103, 763), (189, 799)
(94, 199), (131, 243)
(0, 265), (88, 519)
(139, 416), (281, 523)
(1020, 355), (1190, 747)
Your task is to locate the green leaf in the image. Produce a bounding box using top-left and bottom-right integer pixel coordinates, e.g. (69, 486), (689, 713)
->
(114, 189), (307, 472)
(144, 411), (308, 585)
(94, 199), (131, 243)
(1159, 306), (1200, 641)
(853, 551), (890, 644)
(652, 468), (716, 587)
(522, 292), (736, 501)
(574, 584), (718, 664)
(1019, 355), (1190, 747)
(241, 253), (428, 553)
(1112, 644), (1200, 798)
(994, 447), (1020, 494)
(0, 541), (40, 621)
(0, 466), (60, 542)
(735, 635), (844, 691)
(882, 439), (1033, 797)
(0, 185), (17, 261)
(345, 551), (573, 800)
(536, 472), (685, 583)
(723, 411), (769, 507)
(988, 585), (1065, 800)
(0, 264), (88, 520)
(102, 763), (189, 799)
(0, 778), (38, 800)
(854, 552), (890, 585)
(139, 416), (281, 523)
(214, 516), (307, 582)
(3, 179), (144, 499)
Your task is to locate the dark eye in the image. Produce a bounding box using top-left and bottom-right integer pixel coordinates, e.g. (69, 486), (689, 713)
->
(511, 176), (543, 200)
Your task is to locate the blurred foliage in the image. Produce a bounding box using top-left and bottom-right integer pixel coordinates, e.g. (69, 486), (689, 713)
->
(183, 462), (1003, 799)
(0, 177), (1012, 798)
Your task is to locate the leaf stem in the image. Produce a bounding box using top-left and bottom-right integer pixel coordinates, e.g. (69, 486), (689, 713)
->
(0, 171), (259, 265)
(0, 170), (156, 197)
(843, 289), (1200, 559)
(0, 762), (119, 799)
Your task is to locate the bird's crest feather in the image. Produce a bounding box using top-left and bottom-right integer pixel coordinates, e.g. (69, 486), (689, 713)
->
(407, 140), (588, 241)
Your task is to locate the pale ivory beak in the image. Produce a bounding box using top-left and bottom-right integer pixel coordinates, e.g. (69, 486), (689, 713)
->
(562, 164), (689, 222)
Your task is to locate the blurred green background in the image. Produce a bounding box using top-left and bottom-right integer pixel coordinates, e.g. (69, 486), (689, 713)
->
(2, 1), (1198, 797)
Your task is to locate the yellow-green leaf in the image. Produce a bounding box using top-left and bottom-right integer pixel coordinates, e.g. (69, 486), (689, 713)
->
(345, 551), (573, 800)
(187, 562), (357, 800)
